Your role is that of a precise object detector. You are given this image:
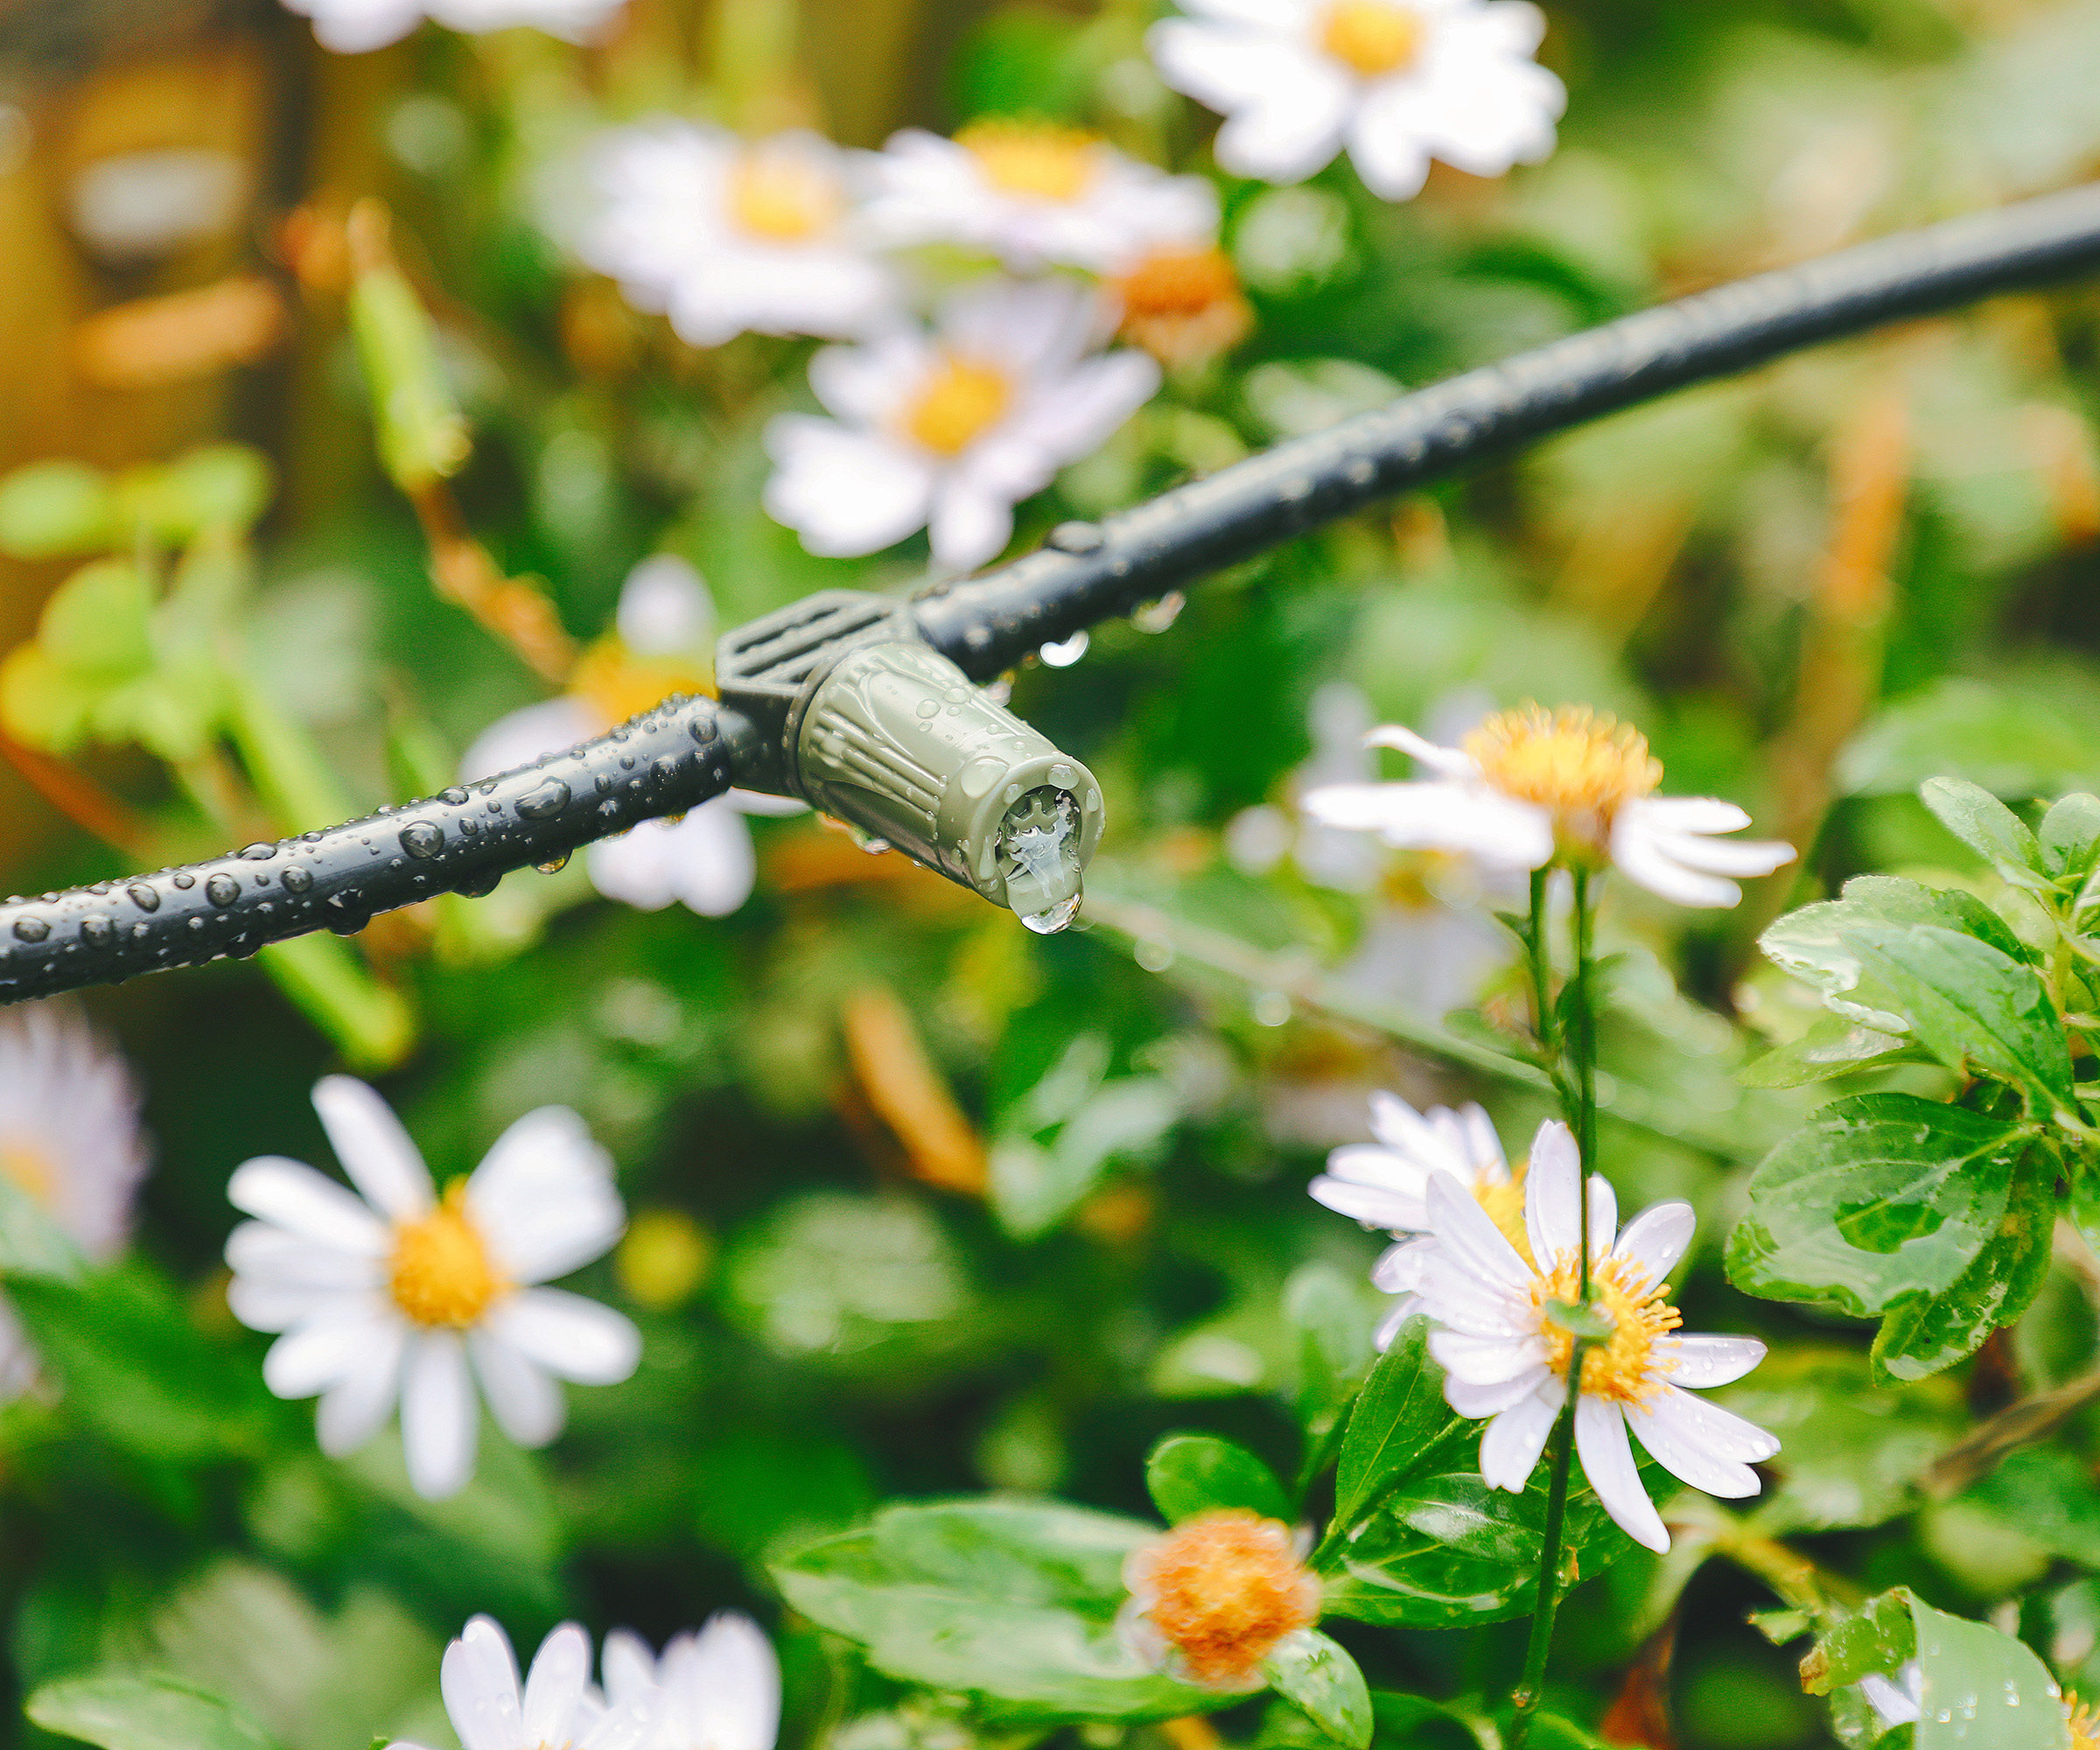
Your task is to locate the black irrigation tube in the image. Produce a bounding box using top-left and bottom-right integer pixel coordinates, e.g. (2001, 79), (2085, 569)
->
(5, 179), (2100, 1003)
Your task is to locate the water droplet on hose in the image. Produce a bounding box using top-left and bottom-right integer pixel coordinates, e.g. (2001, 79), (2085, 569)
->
(12, 916), (49, 943)
(440, 787), (469, 805)
(282, 865), (313, 894)
(172, 872), (195, 890)
(536, 851), (571, 875)
(1018, 892), (1082, 935)
(241, 842), (276, 861)
(128, 883), (160, 912)
(517, 779), (571, 820)
(206, 873), (241, 906)
(399, 822), (444, 858)
(80, 915), (114, 948)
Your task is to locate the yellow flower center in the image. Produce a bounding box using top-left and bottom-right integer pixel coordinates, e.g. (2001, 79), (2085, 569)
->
(1532, 1252), (1680, 1405)
(725, 150), (842, 242)
(2070, 1693), (2099, 1750)
(388, 1182), (507, 1329)
(1475, 1166), (1531, 1264)
(958, 119), (1099, 203)
(570, 637), (715, 732)
(902, 354), (1012, 456)
(1130, 1511), (1321, 1688)
(1320, 0), (1425, 76)
(1462, 705), (1662, 850)
(0, 1140), (56, 1208)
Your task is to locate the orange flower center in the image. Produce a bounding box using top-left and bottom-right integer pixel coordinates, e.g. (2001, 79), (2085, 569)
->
(570, 638), (715, 732)
(1320, 0), (1424, 76)
(725, 150), (842, 242)
(1462, 705), (1662, 845)
(1131, 1511), (1320, 1687)
(1532, 1252), (1680, 1405)
(958, 119), (1098, 203)
(902, 354), (1012, 456)
(1117, 246), (1241, 318)
(388, 1182), (507, 1329)
(0, 1140), (56, 1208)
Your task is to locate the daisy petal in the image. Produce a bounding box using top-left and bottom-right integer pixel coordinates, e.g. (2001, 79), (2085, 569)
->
(1586, 1174), (1617, 1264)
(263, 1315), (383, 1398)
(1637, 1381), (1781, 1464)
(313, 1076), (434, 1220)
(1373, 1298), (1419, 1350)
(401, 1330), (479, 1500)
(1309, 1175), (1425, 1230)
(1425, 1174), (1532, 1292)
(669, 1614), (782, 1750)
(1372, 1236), (1432, 1293)
(228, 1158), (388, 1254)
(316, 1322), (408, 1456)
(1624, 1390), (1763, 1500)
(1655, 1334), (1767, 1389)
(1449, 1367), (1551, 1421)
(601, 1629), (658, 1710)
(486, 1288), (641, 1384)
(470, 1328), (567, 1446)
(1480, 1389), (1561, 1491)
(1609, 815), (1745, 909)
(1430, 1327), (1550, 1385)
(1575, 1396), (1669, 1554)
(1363, 724), (1478, 779)
(522, 1624), (592, 1747)
(442, 1616), (524, 1750)
(1523, 1120), (1580, 1270)
(466, 1106), (624, 1284)
(1613, 1201), (1696, 1290)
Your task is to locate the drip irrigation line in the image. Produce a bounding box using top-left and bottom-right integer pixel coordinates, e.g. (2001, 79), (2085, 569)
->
(4, 180), (2100, 1003)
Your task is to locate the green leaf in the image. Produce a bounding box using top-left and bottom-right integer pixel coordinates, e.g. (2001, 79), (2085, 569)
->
(38, 560), (154, 680)
(8, 1264), (273, 1463)
(1739, 1013), (1917, 1088)
(1844, 922), (2074, 1118)
(1726, 1093), (2028, 1319)
(1328, 1316), (1466, 1533)
(1908, 1597), (2070, 1750)
(1919, 777), (2046, 888)
(1760, 876), (2032, 1035)
(771, 1499), (1215, 1720)
(2040, 794), (2100, 884)
(347, 264), (471, 492)
(1870, 1145), (2054, 1382)
(1285, 1261), (1373, 1437)
(1322, 1471), (1631, 1630)
(0, 461), (117, 559)
(990, 1075), (1180, 1239)
(1801, 1588), (1917, 1694)
(1145, 1434), (1292, 1525)
(1261, 1631), (1371, 1749)
(1964, 1448), (2100, 1569)
(27, 1672), (280, 1750)
(113, 445), (274, 542)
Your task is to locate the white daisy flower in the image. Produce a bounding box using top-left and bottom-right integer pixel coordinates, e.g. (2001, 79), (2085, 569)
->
(1415, 1120), (1777, 1553)
(862, 122), (1217, 274)
(581, 122), (899, 347)
(1310, 1091), (1518, 1348)
(1147, 0), (1564, 201)
(1302, 705), (1796, 908)
(0, 1002), (150, 1399)
(763, 276), (1161, 572)
(602, 1614), (781, 1750)
(461, 557), (798, 920)
(224, 1076), (640, 1500)
(282, 0), (626, 54)
(388, 1616), (646, 1750)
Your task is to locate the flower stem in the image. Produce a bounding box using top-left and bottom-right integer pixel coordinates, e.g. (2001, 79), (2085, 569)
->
(1508, 1344), (1583, 1750)
(1570, 866), (1600, 1299)
(1528, 867), (1558, 1054)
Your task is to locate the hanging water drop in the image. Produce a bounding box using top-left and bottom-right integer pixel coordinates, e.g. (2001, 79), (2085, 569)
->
(1019, 891), (1082, 934)
(536, 850), (571, 874)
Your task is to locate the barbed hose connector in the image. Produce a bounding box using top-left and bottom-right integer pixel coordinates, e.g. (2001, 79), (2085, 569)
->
(718, 592), (1104, 931)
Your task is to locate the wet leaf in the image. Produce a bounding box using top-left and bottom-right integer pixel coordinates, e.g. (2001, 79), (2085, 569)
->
(1145, 1434), (1292, 1525)
(1802, 1588), (1916, 1695)
(1908, 1597), (2068, 1749)
(1326, 1316), (1466, 1535)
(771, 1499), (1215, 1720)
(1726, 1093), (2028, 1320)
(1918, 777), (2046, 888)
(1261, 1630), (1371, 1749)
